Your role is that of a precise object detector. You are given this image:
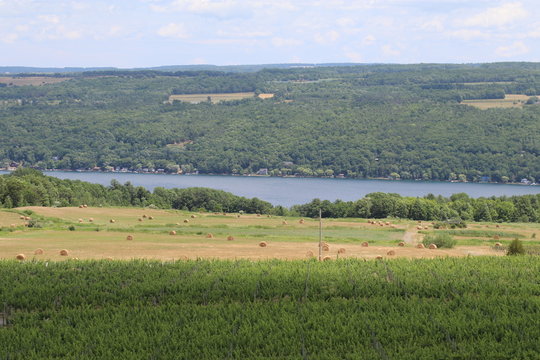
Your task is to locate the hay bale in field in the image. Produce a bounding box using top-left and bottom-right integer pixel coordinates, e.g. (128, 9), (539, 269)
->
(227, 235), (234, 241)
(142, 214), (147, 218)
(179, 255), (189, 261)
(109, 219), (115, 223)
(138, 218), (143, 222)
(379, 223), (384, 227)
(83, 204), (88, 208)
(493, 235), (500, 240)
(338, 248), (346, 254)
(183, 219), (189, 223)
(386, 250), (396, 256)
(322, 244), (330, 252)
(299, 219), (305, 224)
(361, 242), (369, 247)
(376, 255), (383, 260)
(323, 256), (332, 261)
(495, 242), (502, 248)
(423, 226), (428, 230)
(256, 214), (261, 217)
(282, 221), (288, 225)
(398, 242), (405, 247)
(78, 205), (83, 208)
(306, 250), (314, 258)
(237, 215), (241, 218)
(169, 230), (177, 235)
(416, 226), (423, 230)
(416, 243), (425, 249)
(206, 233), (214, 238)
(259, 241), (267, 247)
(16, 254), (26, 261)
(10, 224), (16, 227)
(105, 257), (113, 261)
(385, 221), (390, 225)
(428, 244), (437, 250)
(190, 215), (196, 218)
(391, 225), (397, 228)
(59, 249), (69, 256)
(88, 218), (94, 222)
(496, 224), (500, 228)
(78, 218), (83, 223)
(34, 248), (44, 255)
(126, 235), (133, 241)
(19, 215), (25, 219)
(148, 216), (154, 220)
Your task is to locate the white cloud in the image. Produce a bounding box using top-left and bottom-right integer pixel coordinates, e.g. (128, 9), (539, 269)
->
(381, 44), (400, 56)
(495, 41), (529, 57)
(421, 18), (444, 32)
(446, 29), (490, 40)
(460, 2), (528, 28)
(157, 23), (190, 39)
(363, 34), (376, 45)
(217, 29), (271, 38)
(38, 15), (60, 24)
(314, 30), (340, 44)
(1, 33), (18, 44)
(271, 37), (302, 47)
(343, 50), (363, 62)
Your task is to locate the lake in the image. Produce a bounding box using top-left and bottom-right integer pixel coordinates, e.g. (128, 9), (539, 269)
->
(2, 171), (537, 207)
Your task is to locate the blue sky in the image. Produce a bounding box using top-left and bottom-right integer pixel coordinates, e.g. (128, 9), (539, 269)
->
(1, 0), (540, 67)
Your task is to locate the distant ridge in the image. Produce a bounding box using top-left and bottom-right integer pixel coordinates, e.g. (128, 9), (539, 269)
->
(0, 63), (365, 74)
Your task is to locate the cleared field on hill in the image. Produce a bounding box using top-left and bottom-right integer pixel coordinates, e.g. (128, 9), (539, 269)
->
(1, 207), (537, 261)
(0, 76), (71, 86)
(461, 94), (530, 109)
(168, 92), (273, 103)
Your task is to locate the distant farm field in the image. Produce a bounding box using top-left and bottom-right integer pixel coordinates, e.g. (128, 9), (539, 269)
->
(2, 207), (538, 261)
(0, 76), (71, 86)
(168, 92), (274, 104)
(461, 94), (530, 109)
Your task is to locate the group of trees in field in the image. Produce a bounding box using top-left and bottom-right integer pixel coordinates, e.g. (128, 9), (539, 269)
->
(1, 170), (538, 223)
(0, 63), (539, 183)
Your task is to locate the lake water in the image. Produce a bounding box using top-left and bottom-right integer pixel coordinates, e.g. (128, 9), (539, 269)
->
(2, 171), (537, 207)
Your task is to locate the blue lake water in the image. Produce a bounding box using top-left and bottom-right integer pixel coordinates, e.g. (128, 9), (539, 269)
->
(1, 171), (537, 207)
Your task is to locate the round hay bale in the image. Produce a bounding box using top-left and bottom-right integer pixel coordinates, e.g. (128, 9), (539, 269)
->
(376, 255), (383, 260)
(391, 225), (397, 228)
(323, 256), (332, 261)
(416, 243), (425, 249)
(338, 248), (346, 254)
(227, 235), (234, 241)
(59, 249), (69, 256)
(10, 224), (16, 228)
(126, 235), (133, 241)
(138, 218), (143, 222)
(79, 205), (83, 208)
(361, 242), (369, 247)
(306, 250), (314, 258)
(148, 216), (154, 220)
(386, 250), (396, 256)
(183, 219), (189, 223)
(299, 219), (305, 224)
(423, 226), (428, 230)
(237, 215), (241, 218)
(78, 218), (83, 223)
(16, 254), (26, 261)
(142, 214), (147, 218)
(496, 224), (500, 228)
(385, 221), (390, 225)
(34, 248), (44, 255)
(256, 214), (261, 217)
(178, 255), (189, 261)
(109, 219), (115, 223)
(88, 218), (94, 222)
(259, 241), (267, 248)
(83, 204), (88, 208)
(190, 215), (196, 218)
(322, 245), (330, 252)
(379, 223), (384, 227)
(19, 215), (25, 219)
(169, 230), (176, 235)
(493, 235), (500, 240)
(428, 244), (438, 250)
(282, 221), (288, 225)
(105, 257), (113, 261)
(206, 233), (214, 238)
(398, 242), (405, 247)
(495, 242), (502, 247)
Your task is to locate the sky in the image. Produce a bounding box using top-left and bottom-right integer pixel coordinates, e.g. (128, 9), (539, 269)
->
(1, 0), (540, 67)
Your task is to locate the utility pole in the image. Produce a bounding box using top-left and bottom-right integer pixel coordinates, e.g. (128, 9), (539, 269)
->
(318, 208), (322, 261)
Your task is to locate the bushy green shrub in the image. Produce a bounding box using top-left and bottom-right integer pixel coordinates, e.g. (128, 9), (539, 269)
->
(422, 232), (457, 248)
(507, 238), (525, 255)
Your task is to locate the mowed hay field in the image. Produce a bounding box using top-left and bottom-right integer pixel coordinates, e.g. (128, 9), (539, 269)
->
(0, 76), (71, 86)
(2, 206), (537, 261)
(168, 92), (274, 104)
(461, 94), (530, 109)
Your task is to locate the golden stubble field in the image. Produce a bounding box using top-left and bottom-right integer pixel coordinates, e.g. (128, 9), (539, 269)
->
(1, 206), (537, 261)
(461, 94), (530, 109)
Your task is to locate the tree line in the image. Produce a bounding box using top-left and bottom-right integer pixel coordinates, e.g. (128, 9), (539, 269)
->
(1, 170), (538, 223)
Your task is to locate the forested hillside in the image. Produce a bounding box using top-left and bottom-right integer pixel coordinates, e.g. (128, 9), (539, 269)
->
(0, 63), (539, 182)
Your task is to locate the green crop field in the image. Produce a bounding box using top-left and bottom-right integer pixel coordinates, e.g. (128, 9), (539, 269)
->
(1, 257), (539, 359)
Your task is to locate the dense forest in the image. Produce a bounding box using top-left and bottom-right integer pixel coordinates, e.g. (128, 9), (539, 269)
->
(0, 63), (539, 183)
(1, 170), (538, 223)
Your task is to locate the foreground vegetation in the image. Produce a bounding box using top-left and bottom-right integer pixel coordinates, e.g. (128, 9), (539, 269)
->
(1, 169), (539, 222)
(1, 63), (539, 182)
(1, 257), (539, 359)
